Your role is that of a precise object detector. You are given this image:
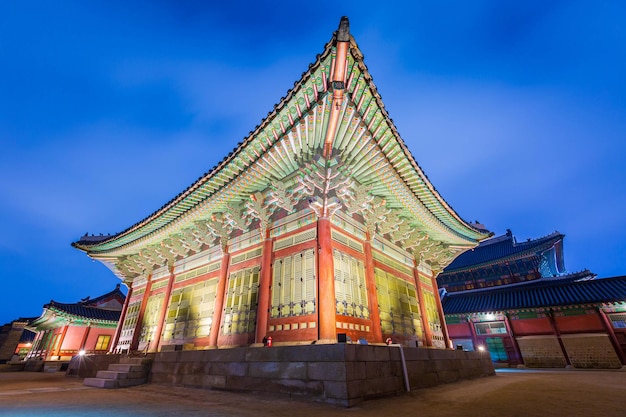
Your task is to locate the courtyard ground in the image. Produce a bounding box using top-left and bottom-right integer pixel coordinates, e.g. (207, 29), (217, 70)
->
(0, 368), (624, 416)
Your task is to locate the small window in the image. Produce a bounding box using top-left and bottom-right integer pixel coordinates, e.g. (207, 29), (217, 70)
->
(474, 321), (507, 335)
(95, 335), (111, 351)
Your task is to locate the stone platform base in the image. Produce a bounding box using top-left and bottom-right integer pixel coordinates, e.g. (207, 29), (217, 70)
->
(150, 344), (495, 407)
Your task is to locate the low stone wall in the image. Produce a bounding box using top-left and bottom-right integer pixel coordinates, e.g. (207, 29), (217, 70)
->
(150, 344), (494, 406)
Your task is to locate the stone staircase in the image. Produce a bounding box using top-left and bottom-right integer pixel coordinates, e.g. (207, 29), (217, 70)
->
(83, 357), (152, 389)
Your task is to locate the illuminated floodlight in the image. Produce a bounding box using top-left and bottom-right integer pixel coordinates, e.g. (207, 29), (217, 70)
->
(477, 345), (486, 351)
(78, 350), (86, 356)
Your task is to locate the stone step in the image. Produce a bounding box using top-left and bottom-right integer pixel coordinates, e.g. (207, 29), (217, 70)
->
(119, 357), (153, 365)
(84, 358), (151, 389)
(108, 364), (145, 372)
(95, 369), (148, 380)
(83, 377), (118, 388)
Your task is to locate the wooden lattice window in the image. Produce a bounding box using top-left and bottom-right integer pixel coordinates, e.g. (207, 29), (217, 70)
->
(139, 293), (164, 345)
(422, 288), (445, 347)
(120, 300), (141, 342)
(475, 321), (507, 335)
(163, 279), (218, 342)
(95, 335), (111, 351)
(333, 250), (369, 319)
(375, 268), (422, 338)
(271, 249), (316, 318)
(222, 266), (259, 335)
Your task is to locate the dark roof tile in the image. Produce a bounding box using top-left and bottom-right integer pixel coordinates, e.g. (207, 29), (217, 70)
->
(443, 231), (563, 272)
(46, 302), (121, 322)
(442, 273), (625, 314)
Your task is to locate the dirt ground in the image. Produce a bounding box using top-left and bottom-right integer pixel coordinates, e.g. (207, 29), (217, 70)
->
(0, 368), (625, 416)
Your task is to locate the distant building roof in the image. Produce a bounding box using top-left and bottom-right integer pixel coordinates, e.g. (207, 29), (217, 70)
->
(44, 301), (122, 322)
(443, 230), (564, 273)
(441, 271), (625, 314)
(27, 286), (125, 330)
(77, 284), (126, 310)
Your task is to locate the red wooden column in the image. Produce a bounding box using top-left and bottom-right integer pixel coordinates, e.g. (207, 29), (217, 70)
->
(41, 330), (54, 359)
(79, 324), (91, 351)
(431, 271), (451, 348)
(317, 217), (337, 342)
(503, 313), (523, 365)
(467, 316), (480, 350)
(110, 283), (133, 353)
(255, 233), (274, 344)
(597, 308), (626, 365)
(413, 261), (433, 347)
(547, 309), (571, 366)
(130, 274), (153, 351)
(54, 323), (70, 357)
(208, 247), (231, 348)
(363, 234), (382, 343)
(151, 264), (176, 352)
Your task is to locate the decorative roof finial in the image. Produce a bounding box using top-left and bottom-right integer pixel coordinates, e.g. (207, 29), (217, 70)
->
(337, 16), (350, 42)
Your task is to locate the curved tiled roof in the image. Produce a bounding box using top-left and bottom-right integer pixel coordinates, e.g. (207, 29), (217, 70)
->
(27, 286), (126, 330)
(45, 301), (121, 322)
(81, 284), (125, 307)
(73, 17), (489, 259)
(441, 272), (625, 314)
(443, 231), (563, 272)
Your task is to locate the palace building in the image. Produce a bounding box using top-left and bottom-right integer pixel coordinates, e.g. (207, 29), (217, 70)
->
(438, 229), (567, 292)
(439, 231), (626, 368)
(26, 286), (125, 362)
(73, 17), (490, 354)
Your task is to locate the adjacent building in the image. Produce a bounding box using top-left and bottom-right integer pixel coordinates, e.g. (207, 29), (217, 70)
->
(26, 285), (125, 361)
(72, 17), (490, 354)
(439, 231), (626, 368)
(0, 318), (35, 363)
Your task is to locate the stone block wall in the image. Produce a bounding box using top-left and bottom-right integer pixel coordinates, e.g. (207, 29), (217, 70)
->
(516, 336), (568, 368)
(561, 334), (622, 369)
(150, 344), (494, 407)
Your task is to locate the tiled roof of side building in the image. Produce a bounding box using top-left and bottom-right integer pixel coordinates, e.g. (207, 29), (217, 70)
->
(441, 272), (625, 314)
(45, 301), (122, 322)
(81, 283), (125, 307)
(443, 230), (564, 272)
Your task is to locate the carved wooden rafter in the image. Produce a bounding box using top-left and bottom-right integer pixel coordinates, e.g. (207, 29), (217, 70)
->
(128, 253), (152, 275)
(295, 156), (353, 218)
(266, 179), (303, 214)
(206, 213), (233, 252)
(402, 231), (429, 254)
(362, 196), (390, 238)
(192, 219), (219, 248)
(179, 228), (203, 254)
(245, 192), (274, 237)
(342, 182), (373, 215)
(377, 209), (403, 236)
(161, 236), (188, 267)
(141, 246), (165, 270)
(115, 257), (140, 279)
(223, 202), (251, 232)
(390, 220), (415, 245)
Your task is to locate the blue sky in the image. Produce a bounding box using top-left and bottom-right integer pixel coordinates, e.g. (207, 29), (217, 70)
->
(1, 1), (625, 325)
